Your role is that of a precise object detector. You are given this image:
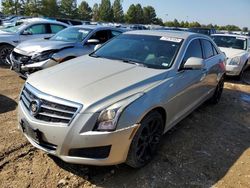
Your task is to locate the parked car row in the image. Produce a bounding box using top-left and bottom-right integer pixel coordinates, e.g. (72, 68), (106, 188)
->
(9, 25), (124, 78)
(0, 18), (68, 64)
(0, 16), (249, 168)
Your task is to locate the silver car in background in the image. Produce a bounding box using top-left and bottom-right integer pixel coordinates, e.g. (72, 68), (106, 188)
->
(18, 30), (226, 168)
(0, 18), (68, 64)
(10, 25), (124, 78)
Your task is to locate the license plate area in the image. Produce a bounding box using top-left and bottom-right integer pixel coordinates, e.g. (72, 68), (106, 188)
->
(20, 119), (42, 144)
(20, 119), (57, 150)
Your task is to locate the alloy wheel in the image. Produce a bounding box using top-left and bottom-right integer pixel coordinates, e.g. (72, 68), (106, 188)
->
(0, 46), (13, 65)
(136, 117), (163, 163)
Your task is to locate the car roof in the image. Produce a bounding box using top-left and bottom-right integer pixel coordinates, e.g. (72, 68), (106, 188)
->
(212, 33), (250, 39)
(189, 27), (215, 30)
(124, 30), (208, 40)
(21, 18), (68, 26)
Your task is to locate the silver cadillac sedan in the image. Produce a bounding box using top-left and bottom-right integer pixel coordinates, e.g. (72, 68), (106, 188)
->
(18, 30), (226, 168)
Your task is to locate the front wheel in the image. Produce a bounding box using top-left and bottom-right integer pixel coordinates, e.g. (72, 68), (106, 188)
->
(126, 111), (164, 168)
(0, 44), (13, 65)
(209, 76), (224, 104)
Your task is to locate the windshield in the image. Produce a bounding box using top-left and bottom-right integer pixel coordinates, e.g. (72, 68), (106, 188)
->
(50, 27), (92, 42)
(212, 36), (247, 50)
(92, 34), (183, 69)
(1, 25), (23, 33)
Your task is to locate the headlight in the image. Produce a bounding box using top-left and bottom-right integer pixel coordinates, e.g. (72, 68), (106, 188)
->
(32, 51), (54, 62)
(95, 93), (143, 131)
(229, 56), (241, 65)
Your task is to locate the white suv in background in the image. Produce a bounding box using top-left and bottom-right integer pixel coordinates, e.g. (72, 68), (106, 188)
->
(212, 34), (250, 79)
(0, 18), (68, 64)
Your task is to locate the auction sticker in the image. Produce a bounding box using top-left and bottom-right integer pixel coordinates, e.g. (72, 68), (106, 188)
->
(160, 36), (182, 43)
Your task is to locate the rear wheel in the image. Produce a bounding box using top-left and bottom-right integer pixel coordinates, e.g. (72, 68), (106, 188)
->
(0, 44), (13, 65)
(209, 76), (224, 104)
(236, 61), (248, 81)
(126, 111), (164, 168)
(242, 65), (250, 85)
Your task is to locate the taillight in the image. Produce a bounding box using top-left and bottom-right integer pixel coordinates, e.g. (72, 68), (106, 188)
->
(219, 60), (226, 71)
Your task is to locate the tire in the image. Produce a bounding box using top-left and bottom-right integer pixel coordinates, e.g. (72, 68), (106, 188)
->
(242, 65), (250, 85)
(236, 61), (248, 81)
(0, 44), (13, 65)
(126, 111), (164, 168)
(209, 76), (224, 104)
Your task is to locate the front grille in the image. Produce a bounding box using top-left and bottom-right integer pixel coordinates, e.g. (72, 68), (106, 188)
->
(20, 84), (81, 125)
(12, 51), (31, 63)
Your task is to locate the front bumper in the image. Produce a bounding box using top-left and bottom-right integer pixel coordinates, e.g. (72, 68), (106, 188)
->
(18, 101), (139, 166)
(225, 64), (242, 76)
(9, 57), (58, 78)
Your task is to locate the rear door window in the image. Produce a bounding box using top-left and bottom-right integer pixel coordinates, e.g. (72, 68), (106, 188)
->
(50, 24), (66, 34)
(25, 24), (48, 34)
(212, 46), (218, 55)
(201, 40), (214, 59)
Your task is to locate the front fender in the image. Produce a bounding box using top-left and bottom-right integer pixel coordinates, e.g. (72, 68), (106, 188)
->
(0, 41), (16, 47)
(117, 92), (164, 130)
(0, 35), (19, 47)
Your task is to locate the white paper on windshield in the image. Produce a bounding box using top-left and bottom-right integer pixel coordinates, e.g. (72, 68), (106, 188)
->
(160, 36), (182, 43)
(162, 63), (169, 67)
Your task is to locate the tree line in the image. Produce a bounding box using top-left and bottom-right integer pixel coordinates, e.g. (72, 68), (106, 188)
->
(165, 19), (247, 31)
(1, 0), (247, 31)
(1, 0), (163, 25)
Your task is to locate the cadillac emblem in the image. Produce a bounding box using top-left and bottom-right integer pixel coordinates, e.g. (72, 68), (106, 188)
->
(29, 100), (41, 116)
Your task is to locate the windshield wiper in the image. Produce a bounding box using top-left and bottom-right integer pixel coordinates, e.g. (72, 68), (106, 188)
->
(119, 58), (147, 67)
(89, 54), (147, 67)
(89, 53), (101, 58)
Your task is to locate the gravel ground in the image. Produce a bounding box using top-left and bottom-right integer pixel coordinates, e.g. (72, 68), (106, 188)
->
(0, 66), (250, 188)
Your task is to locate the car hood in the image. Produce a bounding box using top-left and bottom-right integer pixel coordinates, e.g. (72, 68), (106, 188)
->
(2, 22), (14, 27)
(0, 30), (16, 36)
(219, 47), (246, 58)
(15, 39), (76, 55)
(27, 55), (167, 112)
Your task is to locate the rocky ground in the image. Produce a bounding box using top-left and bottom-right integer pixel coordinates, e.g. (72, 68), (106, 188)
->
(0, 66), (250, 188)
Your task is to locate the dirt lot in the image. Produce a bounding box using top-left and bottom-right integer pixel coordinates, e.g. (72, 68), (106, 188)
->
(0, 66), (250, 188)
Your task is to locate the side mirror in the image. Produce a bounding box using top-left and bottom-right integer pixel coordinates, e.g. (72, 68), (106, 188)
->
(183, 57), (204, 70)
(94, 44), (102, 51)
(86, 39), (100, 45)
(22, 30), (32, 35)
